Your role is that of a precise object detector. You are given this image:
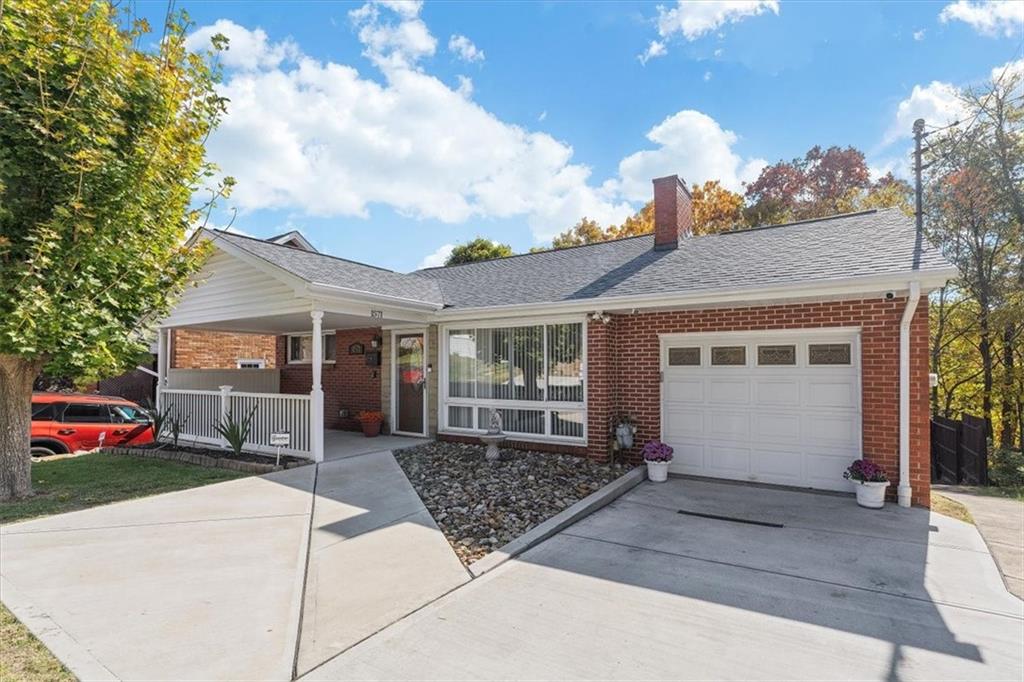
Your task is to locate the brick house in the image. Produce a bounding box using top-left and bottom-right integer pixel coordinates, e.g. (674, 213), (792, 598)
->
(158, 175), (953, 507)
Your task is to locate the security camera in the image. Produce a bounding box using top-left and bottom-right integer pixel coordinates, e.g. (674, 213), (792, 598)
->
(884, 291), (896, 300)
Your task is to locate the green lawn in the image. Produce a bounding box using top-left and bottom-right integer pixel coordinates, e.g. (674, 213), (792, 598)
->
(975, 486), (1024, 502)
(0, 452), (248, 525)
(1, 603), (75, 682)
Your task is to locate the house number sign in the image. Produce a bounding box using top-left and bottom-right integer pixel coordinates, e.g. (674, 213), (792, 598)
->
(370, 309), (384, 320)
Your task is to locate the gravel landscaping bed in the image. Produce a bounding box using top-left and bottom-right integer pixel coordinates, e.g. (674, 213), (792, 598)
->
(395, 441), (633, 565)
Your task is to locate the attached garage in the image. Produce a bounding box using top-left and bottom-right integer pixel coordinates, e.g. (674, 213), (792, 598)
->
(660, 329), (862, 492)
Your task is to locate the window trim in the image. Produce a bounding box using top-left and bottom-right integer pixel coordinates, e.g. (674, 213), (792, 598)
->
(286, 332), (337, 365)
(439, 316), (587, 444)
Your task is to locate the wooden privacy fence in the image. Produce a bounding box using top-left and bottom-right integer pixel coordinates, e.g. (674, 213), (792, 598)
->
(931, 413), (988, 485)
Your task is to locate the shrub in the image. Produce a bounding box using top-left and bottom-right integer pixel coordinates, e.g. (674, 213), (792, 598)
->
(215, 408), (256, 458)
(989, 447), (1024, 487)
(641, 439), (674, 462)
(168, 414), (189, 450)
(843, 458), (888, 483)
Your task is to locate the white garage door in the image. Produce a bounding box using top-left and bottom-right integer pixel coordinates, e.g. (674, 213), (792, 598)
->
(660, 330), (861, 492)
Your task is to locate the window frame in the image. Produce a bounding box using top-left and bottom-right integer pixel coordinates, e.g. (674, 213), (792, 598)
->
(236, 358), (267, 369)
(439, 317), (587, 444)
(286, 332), (337, 365)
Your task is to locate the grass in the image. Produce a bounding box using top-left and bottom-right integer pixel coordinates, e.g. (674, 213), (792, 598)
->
(0, 603), (75, 682)
(931, 494), (974, 524)
(0, 452), (249, 525)
(973, 486), (1024, 502)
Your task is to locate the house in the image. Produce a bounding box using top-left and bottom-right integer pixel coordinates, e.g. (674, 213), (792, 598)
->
(157, 174), (955, 507)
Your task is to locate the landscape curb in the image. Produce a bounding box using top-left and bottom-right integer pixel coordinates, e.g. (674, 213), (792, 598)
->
(468, 465), (647, 578)
(103, 446), (307, 475)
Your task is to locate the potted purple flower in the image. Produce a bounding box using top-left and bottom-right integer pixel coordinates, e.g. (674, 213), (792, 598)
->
(843, 458), (890, 508)
(641, 439), (674, 482)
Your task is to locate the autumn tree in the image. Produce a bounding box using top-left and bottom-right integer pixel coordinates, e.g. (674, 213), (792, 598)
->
(445, 237), (513, 265)
(0, 1), (231, 499)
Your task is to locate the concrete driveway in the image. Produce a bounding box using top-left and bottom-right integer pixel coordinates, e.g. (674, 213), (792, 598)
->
(305, 478), (1024, 681)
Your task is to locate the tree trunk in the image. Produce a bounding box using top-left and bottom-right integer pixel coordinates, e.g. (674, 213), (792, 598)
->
(978, 304), (994, 440)
(1000, 323), (1017, 448)
(0, 354), (42, 501)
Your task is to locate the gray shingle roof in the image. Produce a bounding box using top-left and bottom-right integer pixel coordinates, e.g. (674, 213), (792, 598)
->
(207, 209), (953, 311)
(206, 230), (445, 305)
(413, 209), (952, 309)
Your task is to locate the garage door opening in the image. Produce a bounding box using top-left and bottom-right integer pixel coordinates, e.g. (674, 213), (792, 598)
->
(660, 329), (861, 492)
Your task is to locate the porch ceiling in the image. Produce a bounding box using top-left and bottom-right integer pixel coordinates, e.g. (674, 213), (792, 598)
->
(178, 311), (395, 334)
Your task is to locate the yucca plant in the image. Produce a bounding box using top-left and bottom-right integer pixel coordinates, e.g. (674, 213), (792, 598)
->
(142, 399), (173, 446)
(215, 408), (256, 458)
(169, 414), (190, 450)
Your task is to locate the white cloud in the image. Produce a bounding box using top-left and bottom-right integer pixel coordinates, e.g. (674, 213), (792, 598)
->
(939, 1), (1024, 38)
(538, 110), (547, 122)
(189, 6), (632, 242)
(418, 243), (455, 269)
(638, 40), (667, 65)
(913, 29), (926, 41)
(448, 34), (485, 63)
(703, 70), (713, 81)
(184, 19), (299, 71)
(656, 1), (779, 42)
(349, 1), (437, 71)
(615, 110), (767, 200)
(991, 58), (1024, 85)
(884, 80), (968, 144)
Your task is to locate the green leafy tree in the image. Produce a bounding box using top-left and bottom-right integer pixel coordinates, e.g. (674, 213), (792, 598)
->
(445, 237), (513, 265)
(0, 1), (232, 499)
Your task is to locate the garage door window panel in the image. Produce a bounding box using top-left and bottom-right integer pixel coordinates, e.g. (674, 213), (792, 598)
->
(808, 343), (852, 365)
(711, 346), (746, 366)
(668, 347), (701, 366)
(757, 345), (796, 366)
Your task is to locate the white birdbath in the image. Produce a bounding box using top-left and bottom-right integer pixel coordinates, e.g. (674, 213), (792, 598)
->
(480, 409), (506, 462)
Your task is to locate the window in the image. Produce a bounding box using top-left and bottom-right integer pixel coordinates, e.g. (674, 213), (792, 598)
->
(288, 333), (337, 363)
(444, 322), (585, 441)
(109, 405), (151, 424)
(31, 403), (56, 421)
(62, 403), (111, 423)
(711, 346), (746, 366)
(236, 359), (266, 369)
(757, 345), (796, 366)
(668, 347), (700, 366)
(809, 343), (852, 365)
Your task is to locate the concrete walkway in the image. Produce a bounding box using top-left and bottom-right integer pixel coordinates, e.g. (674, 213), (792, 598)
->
(1, 445), (465, 681)
(934, 485), (1024, 599)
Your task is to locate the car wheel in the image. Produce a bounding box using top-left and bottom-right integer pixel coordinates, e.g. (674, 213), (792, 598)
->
(30, 445), (58, 457)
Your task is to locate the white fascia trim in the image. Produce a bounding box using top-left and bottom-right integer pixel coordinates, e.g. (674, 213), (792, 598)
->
(432, 269), (957, 322)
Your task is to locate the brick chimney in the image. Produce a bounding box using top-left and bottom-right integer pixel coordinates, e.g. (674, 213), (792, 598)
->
(652, 174), (692, 250)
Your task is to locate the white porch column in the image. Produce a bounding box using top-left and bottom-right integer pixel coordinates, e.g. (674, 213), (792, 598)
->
(156, 328), (168, 411)
(310, 310), (325, 462)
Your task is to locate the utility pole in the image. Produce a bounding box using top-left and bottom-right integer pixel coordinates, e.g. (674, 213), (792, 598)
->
(913, 118), (925, 232)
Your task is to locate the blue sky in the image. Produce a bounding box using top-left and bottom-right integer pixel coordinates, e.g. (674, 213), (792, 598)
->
(140, 0), (1021, 271)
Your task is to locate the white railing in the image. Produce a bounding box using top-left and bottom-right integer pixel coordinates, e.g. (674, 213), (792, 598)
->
(159, 387), (314, 459)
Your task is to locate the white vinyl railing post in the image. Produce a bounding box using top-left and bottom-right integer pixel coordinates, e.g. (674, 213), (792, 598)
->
(156, 328), (168, 412)
(218, 385), (232, 448)
(310, 311), (325, 463)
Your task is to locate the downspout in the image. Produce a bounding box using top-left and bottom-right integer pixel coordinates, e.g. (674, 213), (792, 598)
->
(898, 281), (921, 508)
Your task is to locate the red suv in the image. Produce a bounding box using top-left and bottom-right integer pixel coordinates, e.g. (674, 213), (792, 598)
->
(31, 393), (155, 456)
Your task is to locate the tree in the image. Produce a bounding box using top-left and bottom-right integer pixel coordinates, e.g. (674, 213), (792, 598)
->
(0, 1), (231, 500)
(550, 217), (605, 249)
(445, 237), (513, 265)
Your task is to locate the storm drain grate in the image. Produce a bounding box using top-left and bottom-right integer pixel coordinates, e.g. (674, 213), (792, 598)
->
(677, 509), (784, 528)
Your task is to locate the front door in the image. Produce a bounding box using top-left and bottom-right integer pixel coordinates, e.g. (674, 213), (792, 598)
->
(395, 333), (426, 435)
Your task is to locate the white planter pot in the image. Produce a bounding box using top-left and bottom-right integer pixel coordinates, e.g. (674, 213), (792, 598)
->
(646, 460), (670, 482)
(615, 424), (634, 449)
(854, 480), (890, 509)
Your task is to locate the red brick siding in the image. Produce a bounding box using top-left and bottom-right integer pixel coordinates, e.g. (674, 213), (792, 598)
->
(277, 328), (382, 431)
(587, 298), (931, 507)
(172, 330), (277, 369)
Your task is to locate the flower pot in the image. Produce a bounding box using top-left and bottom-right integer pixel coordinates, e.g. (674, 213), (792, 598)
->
(854, 480), (889, 508)
(646, 460), (670, 482)
(615, 424), (635, 449)
(360, 420), (382, 438)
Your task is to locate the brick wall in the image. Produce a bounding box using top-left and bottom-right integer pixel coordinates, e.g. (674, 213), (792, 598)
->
(172, 330), (277, 369)
(586, 297), (931, 507)
(277, 328), (382, 431)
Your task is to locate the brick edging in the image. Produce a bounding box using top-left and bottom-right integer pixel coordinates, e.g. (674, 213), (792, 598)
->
(103, 446), (308, 474)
